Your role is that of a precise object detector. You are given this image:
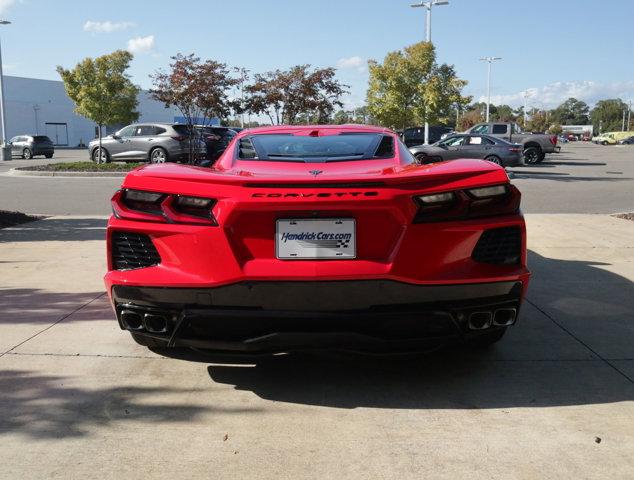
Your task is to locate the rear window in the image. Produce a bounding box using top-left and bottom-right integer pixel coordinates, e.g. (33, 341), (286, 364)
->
(172, 125), (192, 135)
(240, 133), (395, 162)
(33, 136), (51, 142)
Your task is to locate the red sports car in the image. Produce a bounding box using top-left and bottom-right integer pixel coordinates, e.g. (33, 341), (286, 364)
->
(105, 125), (530, 352)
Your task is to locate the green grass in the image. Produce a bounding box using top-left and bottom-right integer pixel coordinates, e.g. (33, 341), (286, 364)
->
(20, 161), (145, 172)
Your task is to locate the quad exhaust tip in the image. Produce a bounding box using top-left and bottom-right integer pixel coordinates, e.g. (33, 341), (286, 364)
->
(468, 311), (493, 330)
(143, 313), (168, 333)
(120, 310), (143, 331)
(493, 308), (517, 326)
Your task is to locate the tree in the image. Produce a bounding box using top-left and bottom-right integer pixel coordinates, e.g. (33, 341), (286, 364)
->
(549, 123), (563, 135)
(333, 110), (351, 124)
(590, 99), (628, 133)
(366, 42), (470, 131)
(150, 53), (238, 162)
(244, 65), (348, 125)
(456, 108), (484, 131)
(551, 97), (590, 125)
(57, 50), (139, 163)
(525, 110), (550, 133)
(491, 104), (517, 122)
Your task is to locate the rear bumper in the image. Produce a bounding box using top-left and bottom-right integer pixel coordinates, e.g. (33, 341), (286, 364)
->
(111, 280), (524, 352)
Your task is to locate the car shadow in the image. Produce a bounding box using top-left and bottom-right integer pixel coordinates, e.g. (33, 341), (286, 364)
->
(0, 217), (107, 243)
(171, 250), (634, 410)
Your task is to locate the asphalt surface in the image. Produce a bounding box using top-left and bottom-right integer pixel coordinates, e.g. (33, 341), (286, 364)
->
(0, 143), (632, 215)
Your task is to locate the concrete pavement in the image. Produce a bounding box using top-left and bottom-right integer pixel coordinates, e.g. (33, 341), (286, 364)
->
(1, 213), (633, 479)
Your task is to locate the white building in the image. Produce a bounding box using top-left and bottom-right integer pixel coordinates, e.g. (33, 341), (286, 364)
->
(561, 125), (594, 138)
(1, 75), (180, 147)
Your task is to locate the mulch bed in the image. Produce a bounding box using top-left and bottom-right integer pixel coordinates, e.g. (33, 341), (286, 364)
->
(0, 210), (43, 229)
(614, 213), (634, 221)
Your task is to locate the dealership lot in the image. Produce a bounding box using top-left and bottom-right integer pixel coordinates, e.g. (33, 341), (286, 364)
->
(1, 142), (633, 479)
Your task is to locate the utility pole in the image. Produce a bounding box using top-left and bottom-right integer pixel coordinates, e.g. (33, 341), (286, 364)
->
(623, 107), (626, 132)
(410, 1), (449, 144)
(479, 56), (502, 123)
(628, 101), (632, 131)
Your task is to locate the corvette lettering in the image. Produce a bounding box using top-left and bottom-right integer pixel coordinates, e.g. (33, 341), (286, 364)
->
(252, 192), (378, 198)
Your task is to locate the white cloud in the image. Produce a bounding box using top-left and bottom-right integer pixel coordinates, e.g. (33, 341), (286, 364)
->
(337, 56), (367, 73)
(479, 80), (634, 109)
(127, 35), (155, 54)
(0, 0), (15, 15)
(83, 20), (136, 33)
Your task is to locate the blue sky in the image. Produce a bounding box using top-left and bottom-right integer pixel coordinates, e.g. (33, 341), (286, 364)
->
(1, 0), (633, 110)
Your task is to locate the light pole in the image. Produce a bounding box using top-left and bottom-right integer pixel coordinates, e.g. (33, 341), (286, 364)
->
(0, 19), (10, 161)
(479, 56), (502, 122)
(410, 0), (448, 144)
(522, 91), (531, 124)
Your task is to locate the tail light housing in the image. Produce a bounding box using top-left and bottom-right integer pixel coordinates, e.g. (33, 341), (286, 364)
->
(550, 136), (558, 145)
(112, 189), (217, 225)
(171, 135), (187, 142)
(509, 146), (522, 153)
(413, 184), (520, 223)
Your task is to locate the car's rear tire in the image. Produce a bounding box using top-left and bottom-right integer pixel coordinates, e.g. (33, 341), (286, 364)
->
(484, 155), (502, 166)
(22, 148), (33, 160)
(468, 328), (507, 348)
(92, 147), (110, 164)
(150, 147), (168, 164)
(523, 147), (541, 164)
(45, 153), (53, 159)
(601, 141), (608, 146)
(130, 332), (168, 348)
(414, 152), (430, 164)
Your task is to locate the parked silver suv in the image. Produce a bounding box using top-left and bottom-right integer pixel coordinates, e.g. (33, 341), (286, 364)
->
(9, 135), (55, 159)
(88, 123), (206, 164)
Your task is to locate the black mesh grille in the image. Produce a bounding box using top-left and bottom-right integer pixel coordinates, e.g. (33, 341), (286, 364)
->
(111, 231), (161, 270)
(472, 227), (521, 265)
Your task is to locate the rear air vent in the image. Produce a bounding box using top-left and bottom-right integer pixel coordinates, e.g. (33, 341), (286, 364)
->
(111, 231), (161, 270)
(472, 227), (521, 265)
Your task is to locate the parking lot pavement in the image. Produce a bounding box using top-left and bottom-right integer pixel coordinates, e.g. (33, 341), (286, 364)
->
(0, 142), (633, 216)
(1, 214), (633, 479)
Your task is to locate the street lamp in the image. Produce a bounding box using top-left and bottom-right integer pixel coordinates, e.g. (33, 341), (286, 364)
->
(479, 56), (502, 123)
(522, 90), (531, 124)
(0, 19), (11, 161)
(410, 0), (449, 144)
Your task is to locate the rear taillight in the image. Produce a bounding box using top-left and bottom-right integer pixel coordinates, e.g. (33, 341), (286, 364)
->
(171, 135), (187, 142)
(509, 147), (522, 152)
(112, 189), (218, 225)
(550, 136), (557, 145)
(413, 184), (520, 223)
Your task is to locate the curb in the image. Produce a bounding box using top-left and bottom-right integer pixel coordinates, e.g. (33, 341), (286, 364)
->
(9, 168), (127, 178)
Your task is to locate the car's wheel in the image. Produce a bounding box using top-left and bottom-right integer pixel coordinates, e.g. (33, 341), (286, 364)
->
(537, 151), (546, 163)
(601, 141), (608, 146)
(523, 147), (541, 164)
(414, 152), (430, 164)
(484, 155), (502, 166)
(150, 147), (168, 164)
(92, 147), (109, 164)
(468, 328), (506, 348)
(130, 332), (168, 348)
(22, 148), (33, 160)
(45, 153), (54, 159)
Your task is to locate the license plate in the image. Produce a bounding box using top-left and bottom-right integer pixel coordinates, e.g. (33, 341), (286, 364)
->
(276, 219), (356, 259)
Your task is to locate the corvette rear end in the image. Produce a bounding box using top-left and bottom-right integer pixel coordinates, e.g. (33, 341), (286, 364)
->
(105, 125), (530, 352)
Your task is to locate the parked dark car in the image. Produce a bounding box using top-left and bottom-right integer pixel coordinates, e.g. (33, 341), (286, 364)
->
(402, 126), (454, 147)
(9, 135), (54, 159)
(618, 136), (634, 145)
(409, 134), (523, 167)
(195, 126), (237, 160)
